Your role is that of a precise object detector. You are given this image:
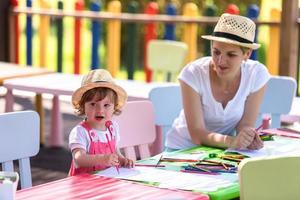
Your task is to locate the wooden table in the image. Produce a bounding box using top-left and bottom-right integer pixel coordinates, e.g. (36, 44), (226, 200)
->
(16, 174), (208, 200)
(3, 73), (177, 147)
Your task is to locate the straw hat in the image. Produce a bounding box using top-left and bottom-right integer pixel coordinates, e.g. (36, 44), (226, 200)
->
(72, 69), (127, 110)
(201, 13), (260, 49)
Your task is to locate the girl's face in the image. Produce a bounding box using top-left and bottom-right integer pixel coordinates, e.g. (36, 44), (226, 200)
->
(84, 94), (115, 130)
(211, 41), (252, 79)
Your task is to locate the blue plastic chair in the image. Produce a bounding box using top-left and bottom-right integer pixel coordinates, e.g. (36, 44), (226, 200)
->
(0, 111), (40, 189)
(148, 85), (181, 154)
(257, 76), (297, 128)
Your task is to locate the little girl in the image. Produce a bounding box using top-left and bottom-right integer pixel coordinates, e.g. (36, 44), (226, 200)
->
(69, 69), (134, 176)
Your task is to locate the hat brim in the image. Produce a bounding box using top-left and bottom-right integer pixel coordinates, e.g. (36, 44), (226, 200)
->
(201, 35), (260, 50)
(72, 82), (127, 110)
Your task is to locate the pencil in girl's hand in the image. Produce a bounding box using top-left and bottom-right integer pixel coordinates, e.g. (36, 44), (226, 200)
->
(105, 120), (120, 174)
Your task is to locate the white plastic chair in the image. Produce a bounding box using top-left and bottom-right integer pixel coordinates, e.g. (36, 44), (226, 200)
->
(149, 85), (182, 154)
(0, 111), (40, 189)
(147, 39), (188, 82)
(114, 100), (156, 161)
(239, 156), (300, 200)
(257, 76), (297, 128)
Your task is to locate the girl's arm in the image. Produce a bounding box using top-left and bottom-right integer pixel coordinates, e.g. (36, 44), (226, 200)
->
(72, 148), (119, 167)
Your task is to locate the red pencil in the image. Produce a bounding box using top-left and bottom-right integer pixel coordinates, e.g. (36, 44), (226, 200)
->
(256, 118), (271, 132)
(135, 164), (165, 167)
(105, 121), (120, 174)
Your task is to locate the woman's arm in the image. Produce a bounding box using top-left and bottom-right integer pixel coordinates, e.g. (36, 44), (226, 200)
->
(181, 80), (266, 149)
(180, 80), (232, 148)
(235, 84), (267, 149)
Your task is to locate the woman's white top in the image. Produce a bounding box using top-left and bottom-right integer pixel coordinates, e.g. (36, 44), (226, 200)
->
(69, 120), (120, 152)
(166, 57), (270, 150)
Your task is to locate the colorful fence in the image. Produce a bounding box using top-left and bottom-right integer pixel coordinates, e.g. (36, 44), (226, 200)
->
(9, 0), (298, 88)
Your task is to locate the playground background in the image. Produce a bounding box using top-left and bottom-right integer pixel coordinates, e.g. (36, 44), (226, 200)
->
(13, 0), (296, 88)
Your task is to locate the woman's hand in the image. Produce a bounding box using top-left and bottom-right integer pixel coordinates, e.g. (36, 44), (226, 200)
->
(231, 127), (257, 149)
(247, 131), (264, 150)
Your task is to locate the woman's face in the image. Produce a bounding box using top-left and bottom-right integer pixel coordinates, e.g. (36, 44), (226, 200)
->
(211, 41), (252, 78)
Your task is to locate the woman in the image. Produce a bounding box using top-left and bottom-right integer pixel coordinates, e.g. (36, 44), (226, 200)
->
(165, 13), (270, 151)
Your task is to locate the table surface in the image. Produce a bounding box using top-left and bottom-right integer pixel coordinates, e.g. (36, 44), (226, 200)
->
(0, 62), (51, 85)
(16, 174), (209, 200)
(15, 130), (300, 200)
(3, 73), (178, 99)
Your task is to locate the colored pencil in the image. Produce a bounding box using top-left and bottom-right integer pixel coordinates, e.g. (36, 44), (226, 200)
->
(180, 169), (219, 175)
(155, 155), (163, 167)
(135, 164), (165, 167)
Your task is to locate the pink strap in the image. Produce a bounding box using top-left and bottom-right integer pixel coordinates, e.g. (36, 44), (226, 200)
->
(80, 121), (93, 142)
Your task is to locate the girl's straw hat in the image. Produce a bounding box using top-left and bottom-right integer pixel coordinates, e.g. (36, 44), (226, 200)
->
(201, 13), (260, 49)
(72, 69), (127, 109)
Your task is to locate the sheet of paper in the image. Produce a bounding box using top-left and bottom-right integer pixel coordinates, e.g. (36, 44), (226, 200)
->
(162, 151), (206, 161)
(226, 136), (300, 157)
(96, 166), (238, 192)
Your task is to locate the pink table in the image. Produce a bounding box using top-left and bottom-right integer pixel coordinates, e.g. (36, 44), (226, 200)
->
(16, 174), (208, 200)
(3, 73), (177, 147)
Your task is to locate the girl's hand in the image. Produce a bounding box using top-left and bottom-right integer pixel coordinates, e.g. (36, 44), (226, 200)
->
(231, 127), (256, 149)
(102, 154), (119, 167)
(119, 157), (134, 168)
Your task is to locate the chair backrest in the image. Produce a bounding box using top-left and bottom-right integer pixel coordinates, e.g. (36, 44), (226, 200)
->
(147, 39), (188, 82)
(148, 85), (182, 154)
(0, 110), (40, 189)
(113, 100), (156, 161)
(238, 156), (300, 200)
(257, 76), (297, 128)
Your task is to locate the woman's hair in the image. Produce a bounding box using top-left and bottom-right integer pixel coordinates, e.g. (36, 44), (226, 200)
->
(240, 46), (251, 54)
(74, 87), (121, 116)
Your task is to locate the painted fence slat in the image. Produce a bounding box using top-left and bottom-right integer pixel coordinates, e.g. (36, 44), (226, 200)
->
(26, 0), (32, 66)
(10, 0), (19, 64)
(182, 3), (198, 63)
(144, 2), (158, 82)
(91, 0), (101, 70)
(225, 3), (240, 14)
(57, 0), (63, 73)
(164, 3), (176, 41)
(203, 5), (217, 56)
(74, 0), (84, 74)
(126, 1), (138, 80)
(39, 0), (50, 68)
(107, 0), (121, 77)
(267, 8), (280, 75)
(247, 4), (260, 60)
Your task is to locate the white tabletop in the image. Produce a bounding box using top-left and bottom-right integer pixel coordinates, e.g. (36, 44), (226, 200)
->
(3, 73), (178, 99)
(0, 62), (51, 85)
